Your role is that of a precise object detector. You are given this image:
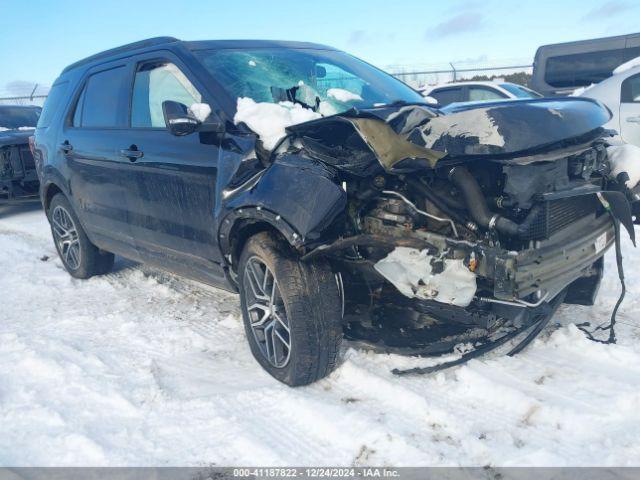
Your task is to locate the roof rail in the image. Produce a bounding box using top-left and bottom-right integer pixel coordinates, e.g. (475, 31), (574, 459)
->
(62, 36), (180, 73)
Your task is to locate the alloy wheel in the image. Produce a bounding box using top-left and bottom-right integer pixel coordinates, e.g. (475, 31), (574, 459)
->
(243, 256), (291, 368)
(51, 205), (81, 270)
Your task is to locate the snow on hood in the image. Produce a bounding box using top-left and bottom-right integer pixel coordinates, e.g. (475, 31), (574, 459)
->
(613, 56), (640, 75)
(416, 108), (506, 149)
(233, 97), (321, 150)
(374, 247), (477, 307)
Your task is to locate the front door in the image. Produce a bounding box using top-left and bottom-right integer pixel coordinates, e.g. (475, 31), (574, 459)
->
(620, 72), (640, 147)
(122, 55), (225, 282)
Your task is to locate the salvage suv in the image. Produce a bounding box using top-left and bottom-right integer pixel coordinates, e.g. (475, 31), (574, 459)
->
(34, 37), (639, 386)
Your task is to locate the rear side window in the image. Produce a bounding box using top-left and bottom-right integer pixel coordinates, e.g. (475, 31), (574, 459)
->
(621, 73), (640, 103)
(76, 66), (127, 128)
(37, 82), (69, 128)
(430, 87), (463, 106)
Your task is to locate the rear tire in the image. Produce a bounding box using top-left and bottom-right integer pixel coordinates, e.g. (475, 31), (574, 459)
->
(238, 232), (343, 386)
(48, 193), (114, 279)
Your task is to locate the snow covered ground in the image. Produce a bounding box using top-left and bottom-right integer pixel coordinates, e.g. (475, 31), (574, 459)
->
(1, 203), (640, 467)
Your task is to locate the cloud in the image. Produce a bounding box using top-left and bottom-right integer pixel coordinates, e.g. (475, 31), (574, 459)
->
(425, 12), (484, 40)
(582, 0), (636, 20)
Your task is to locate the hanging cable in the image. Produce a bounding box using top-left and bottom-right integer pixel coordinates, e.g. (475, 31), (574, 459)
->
(577, 211), (625, 344)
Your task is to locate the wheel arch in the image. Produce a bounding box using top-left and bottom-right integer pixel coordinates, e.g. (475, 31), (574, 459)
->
(219, 207), (302, 276)
(42, 181), (66, 213)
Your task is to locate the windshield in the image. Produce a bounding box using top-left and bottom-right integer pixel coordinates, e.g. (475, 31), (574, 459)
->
(499, 83), (542, 99)
(194, 48), (426, 115)
(0, 107), (41, 131)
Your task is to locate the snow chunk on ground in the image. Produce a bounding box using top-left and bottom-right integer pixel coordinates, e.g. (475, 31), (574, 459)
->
(607, 143), (640, 188)
(374, 247), (476, 307)
(327, 88), (363, 103)
(0, 126), (34, 132)
(189, 103), (211, 122)
(234, 97), (321, 150)
(614, 56), (640, 75)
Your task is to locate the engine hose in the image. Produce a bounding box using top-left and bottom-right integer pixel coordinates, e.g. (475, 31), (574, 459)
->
(448, 166), (536, 238)
(404, 178), (473, 230)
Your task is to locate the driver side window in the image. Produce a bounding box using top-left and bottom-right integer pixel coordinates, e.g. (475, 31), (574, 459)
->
(131, 61), (202, 128)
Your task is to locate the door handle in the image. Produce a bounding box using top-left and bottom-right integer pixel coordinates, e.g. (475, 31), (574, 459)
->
(119, 146), (144, 161)
(626, 116), (640, 123)
(59, 141), (73, 153)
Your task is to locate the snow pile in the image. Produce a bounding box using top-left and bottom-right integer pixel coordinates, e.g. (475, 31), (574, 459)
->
(613, 56), (640, 75)
(1, 205), (640, 466)
(607, 143), (640, 188)
(374, 247), (477, 307)
(327, 88), (362, 103)
(234, 97), (321, 150)
(189, 103), (211, 122)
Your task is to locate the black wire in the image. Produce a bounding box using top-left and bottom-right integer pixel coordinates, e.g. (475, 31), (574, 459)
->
(577, 213), (624, 344)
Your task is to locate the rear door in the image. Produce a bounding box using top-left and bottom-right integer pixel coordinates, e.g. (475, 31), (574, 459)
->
(62, 60), (140, 258)
(122, 52), (225, 282)
(619, 72), (640, 146)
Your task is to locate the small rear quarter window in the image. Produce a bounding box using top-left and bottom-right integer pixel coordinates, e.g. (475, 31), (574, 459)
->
(37, 81), (69, 128)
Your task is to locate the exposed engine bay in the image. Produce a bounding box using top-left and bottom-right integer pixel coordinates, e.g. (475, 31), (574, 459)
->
(226, 97), (640, 371)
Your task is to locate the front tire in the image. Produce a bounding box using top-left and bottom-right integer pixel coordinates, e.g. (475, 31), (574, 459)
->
(48, 193), (114, 279)
(239, 232), (343, 386)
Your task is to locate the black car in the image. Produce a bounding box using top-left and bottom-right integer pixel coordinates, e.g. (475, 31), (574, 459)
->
(34, 37), (638, 386)
(1, 105), (41, 201)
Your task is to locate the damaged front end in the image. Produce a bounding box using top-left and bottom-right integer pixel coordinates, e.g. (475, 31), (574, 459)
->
(278, 97), (637, 364)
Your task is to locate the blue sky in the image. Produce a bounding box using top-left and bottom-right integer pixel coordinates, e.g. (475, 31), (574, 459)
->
(1, 0), (638, 93)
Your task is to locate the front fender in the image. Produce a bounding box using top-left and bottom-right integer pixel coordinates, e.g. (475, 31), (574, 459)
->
(218, 153), (347, 257)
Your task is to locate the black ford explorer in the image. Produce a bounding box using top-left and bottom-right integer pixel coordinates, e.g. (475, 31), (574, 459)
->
(1, 105), (41, 201)
(33, 37), (639, 385)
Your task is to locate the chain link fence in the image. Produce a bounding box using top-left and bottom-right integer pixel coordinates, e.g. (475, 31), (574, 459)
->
(0, 83), (50, 107)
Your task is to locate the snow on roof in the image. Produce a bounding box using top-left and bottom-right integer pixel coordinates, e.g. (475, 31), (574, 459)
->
(613, 55), (640, 75)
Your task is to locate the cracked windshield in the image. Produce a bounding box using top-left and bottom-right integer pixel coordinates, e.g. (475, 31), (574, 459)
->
(195, 47), (425, 115)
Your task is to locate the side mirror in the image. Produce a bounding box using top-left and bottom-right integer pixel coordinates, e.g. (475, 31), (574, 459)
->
(423, 95), (440, 108)
(163, 100), (200, 136)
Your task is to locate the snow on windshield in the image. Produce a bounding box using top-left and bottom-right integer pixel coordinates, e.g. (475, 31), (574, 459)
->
(234, 97), (321, 150)
(327, 88), (363, 103)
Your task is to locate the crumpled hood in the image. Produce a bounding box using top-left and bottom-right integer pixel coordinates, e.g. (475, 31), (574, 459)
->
(0, 129), (33, 147)
(286, 97), (612, 175)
